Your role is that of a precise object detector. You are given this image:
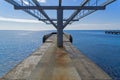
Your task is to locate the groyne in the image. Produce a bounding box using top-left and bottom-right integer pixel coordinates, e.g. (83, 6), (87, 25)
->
(1, 33), (112, 80)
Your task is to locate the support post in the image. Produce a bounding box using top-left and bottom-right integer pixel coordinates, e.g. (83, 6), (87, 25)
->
(57, 8), (63, 47)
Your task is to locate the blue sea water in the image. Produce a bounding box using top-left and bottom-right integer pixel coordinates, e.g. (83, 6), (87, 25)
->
(0, 30), (52, 77)
(0, 30), (120, 80)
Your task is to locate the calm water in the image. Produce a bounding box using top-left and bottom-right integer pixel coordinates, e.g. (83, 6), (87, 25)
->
(0, 30), (120, 79)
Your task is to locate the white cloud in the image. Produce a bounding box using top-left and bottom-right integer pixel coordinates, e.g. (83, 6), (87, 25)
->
(65, 23), (120, 30)
(37, 0), (46, 3)
(0, 16), (42, 23)
(22, 0), (46, 4)
(23, 0), (29, 5)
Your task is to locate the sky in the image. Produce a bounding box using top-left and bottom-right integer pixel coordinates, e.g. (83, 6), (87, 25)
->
(0, 0), (120, 30)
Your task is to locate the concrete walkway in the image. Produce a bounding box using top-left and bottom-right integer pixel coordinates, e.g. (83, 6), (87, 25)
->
(1, 34), (112, 80)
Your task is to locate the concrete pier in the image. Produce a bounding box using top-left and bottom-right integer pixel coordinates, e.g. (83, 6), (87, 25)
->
(1, 33), (112, 80)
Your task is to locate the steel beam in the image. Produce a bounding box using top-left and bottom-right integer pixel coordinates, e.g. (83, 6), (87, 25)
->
(39, 19), (79, 21)
(63, 0), (89, 28)
(14, 6), (105, 10)
(101, 0), (116, 6)
(32, 0), (57, 29)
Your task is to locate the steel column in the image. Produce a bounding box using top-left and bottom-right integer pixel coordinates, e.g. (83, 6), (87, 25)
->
(57, 8), (63, 47)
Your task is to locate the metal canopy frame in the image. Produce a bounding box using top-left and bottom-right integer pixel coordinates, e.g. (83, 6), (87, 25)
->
(5, 0), (116, 47)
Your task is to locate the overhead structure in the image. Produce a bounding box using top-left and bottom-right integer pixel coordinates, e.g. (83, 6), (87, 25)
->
(5, 0), (116, 47)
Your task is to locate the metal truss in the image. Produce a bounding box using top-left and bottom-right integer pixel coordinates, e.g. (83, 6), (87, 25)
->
(5, 0), (116, 47)
(5, 0), (116, 28)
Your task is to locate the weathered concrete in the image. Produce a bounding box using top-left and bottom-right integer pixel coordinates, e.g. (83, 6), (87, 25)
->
(1, 34), (112, 80)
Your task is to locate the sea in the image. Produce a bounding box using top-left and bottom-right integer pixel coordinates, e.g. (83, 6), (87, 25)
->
(0, 30), (120, 80)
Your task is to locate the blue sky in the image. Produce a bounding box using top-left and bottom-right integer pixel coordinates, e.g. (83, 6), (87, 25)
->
(0, 0), (120, 30)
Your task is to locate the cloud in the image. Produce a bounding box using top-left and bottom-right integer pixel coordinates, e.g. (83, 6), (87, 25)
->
(0, 16), (42, 23)
(37, 0), (46, 3)
(65, 23), (120, 30)
(22, 0), (46, 5)
(23, 0), (29, 5)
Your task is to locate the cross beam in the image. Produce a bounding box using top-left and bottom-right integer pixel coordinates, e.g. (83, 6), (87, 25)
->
(39, 19), (79, 21)
(14, 6), (105, 10)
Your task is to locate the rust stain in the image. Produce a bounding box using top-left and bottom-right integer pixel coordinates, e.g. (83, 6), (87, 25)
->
(52, 48), (73, 80)
(55, 48), (70, 67)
